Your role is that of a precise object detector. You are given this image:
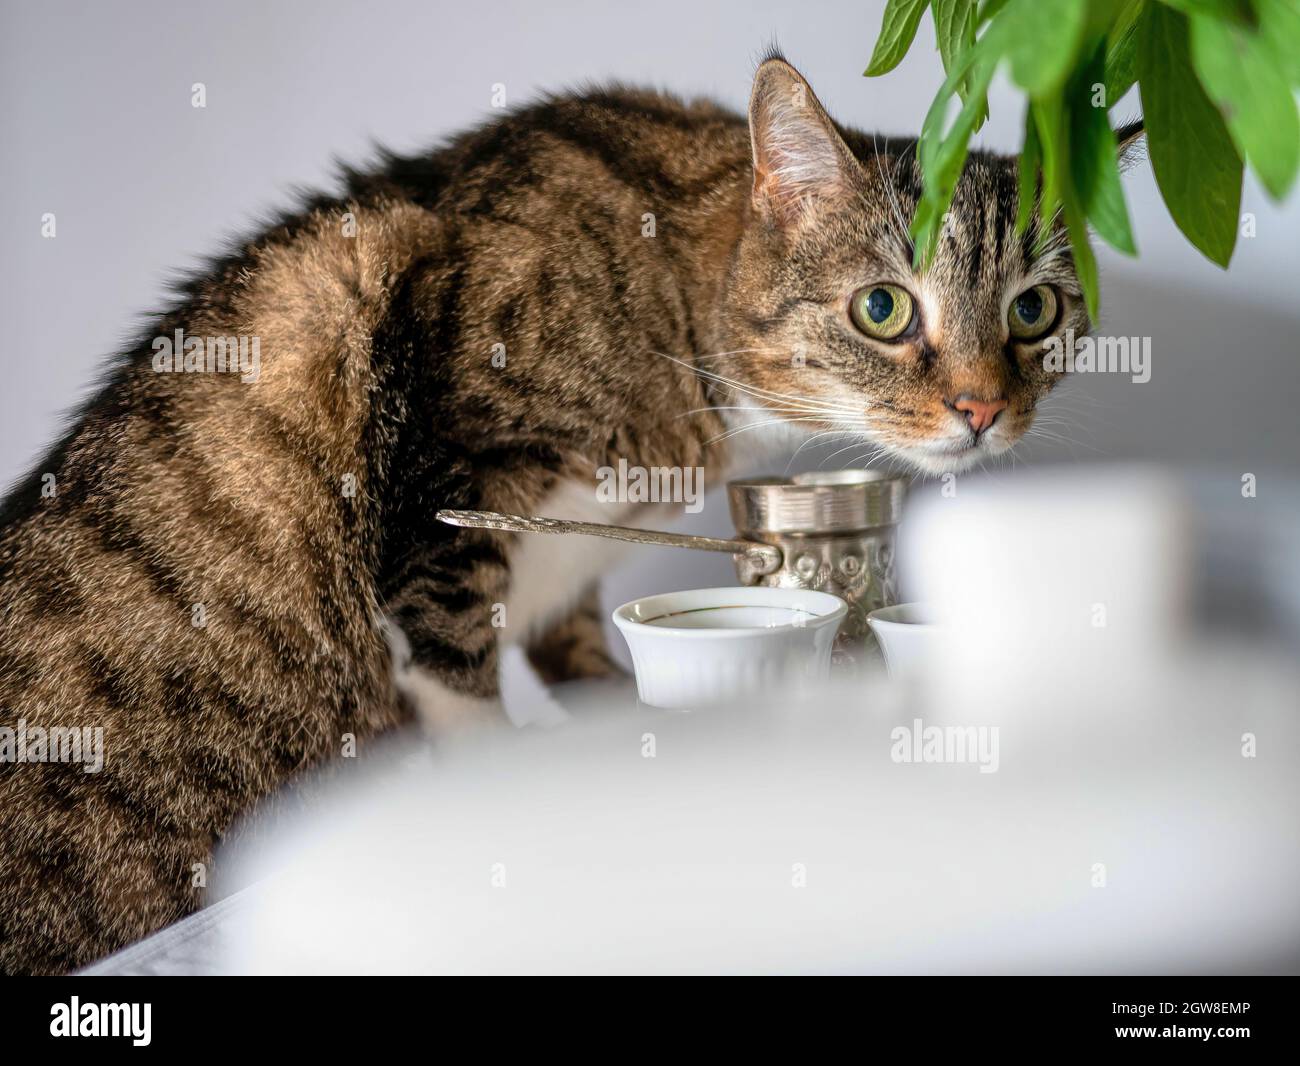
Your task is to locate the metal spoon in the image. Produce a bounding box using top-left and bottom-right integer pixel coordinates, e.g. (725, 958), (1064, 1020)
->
(435, 509), (785, 575)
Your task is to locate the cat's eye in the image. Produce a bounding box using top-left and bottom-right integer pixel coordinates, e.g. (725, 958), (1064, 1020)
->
(1008, 284), (1059, 340)
(850, 284), (915, 341)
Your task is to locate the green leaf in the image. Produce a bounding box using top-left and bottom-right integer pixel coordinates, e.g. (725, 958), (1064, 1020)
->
(1137, 3), (1242, 266)
(1069, 44), (1137, 253)
(1022, 84), (1102, 315)
(1016, 105), (1042, 235)
(1188, 14), (1300, 200)
(1032, 92), (1067, 241)
(913, 45), (1002, 264)
(910, 198), (944, 263)
(976, 0), (1011, 25)
(1102, 0), (1144, 104)
(1154, 0), (1244, 16)
(866, 0), (931, 76)
(932, 1), (989, 128)
(1256, 0), (1300, 87)
(915, 24), (984, 189)
(914, 69), (998, 264)
(1035, 84), (1102, 316)
(1065, 197), (1101, 319)
(1003, 0), (1090, 95)
(916, 10), (1016, 186)
(1081, 0), (1127, 33)
(932, 0), (972, 75)
(1102, 31), (1139, 105)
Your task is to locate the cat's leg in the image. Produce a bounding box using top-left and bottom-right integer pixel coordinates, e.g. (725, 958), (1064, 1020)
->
(525, 585), (627, 685)
(382, 541), (510, 734)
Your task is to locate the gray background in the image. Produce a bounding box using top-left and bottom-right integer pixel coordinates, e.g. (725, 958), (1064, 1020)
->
(3, 0), (1298, 629)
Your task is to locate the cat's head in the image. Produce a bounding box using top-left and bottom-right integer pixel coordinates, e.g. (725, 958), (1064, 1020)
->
(714, 57), (1136, 475)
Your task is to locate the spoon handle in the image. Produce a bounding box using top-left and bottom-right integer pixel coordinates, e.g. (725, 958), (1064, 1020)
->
(436, 509), (782, 570)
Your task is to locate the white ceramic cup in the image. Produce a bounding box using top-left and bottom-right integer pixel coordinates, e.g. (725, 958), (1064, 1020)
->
(866, 602), (940, 679)
(612, 586), (848, 709)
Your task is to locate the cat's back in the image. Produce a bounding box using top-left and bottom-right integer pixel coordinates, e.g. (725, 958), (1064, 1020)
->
(346, 84), (750, 216)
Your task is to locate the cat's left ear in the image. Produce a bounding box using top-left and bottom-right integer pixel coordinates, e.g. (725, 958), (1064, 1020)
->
(1115, 117), (1145, 172)
(748, 57), (859, 230)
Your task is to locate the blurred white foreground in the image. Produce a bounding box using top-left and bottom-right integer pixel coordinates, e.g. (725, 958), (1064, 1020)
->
(211, 465), (1300, 974)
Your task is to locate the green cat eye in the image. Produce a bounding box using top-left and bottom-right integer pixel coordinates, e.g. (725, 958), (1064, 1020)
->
(1008, 284), (1058, 340)
(850, 284), (915, 340)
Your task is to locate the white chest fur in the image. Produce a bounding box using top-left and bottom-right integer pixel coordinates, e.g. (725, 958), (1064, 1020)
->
(501, 477), (678, 645)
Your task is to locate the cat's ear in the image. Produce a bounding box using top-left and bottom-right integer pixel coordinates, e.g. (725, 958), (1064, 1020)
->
(1115, 117), (1145, 172)
(748, 57), (857, 230)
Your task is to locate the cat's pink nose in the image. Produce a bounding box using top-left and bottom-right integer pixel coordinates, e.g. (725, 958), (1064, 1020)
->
(948, 394), (1008, 435)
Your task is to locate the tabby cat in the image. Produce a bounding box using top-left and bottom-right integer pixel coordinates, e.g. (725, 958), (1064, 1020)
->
(0, 53), (1139, 973)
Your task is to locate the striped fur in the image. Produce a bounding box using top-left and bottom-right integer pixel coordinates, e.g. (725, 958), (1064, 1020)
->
(0, 54), (1102, 973)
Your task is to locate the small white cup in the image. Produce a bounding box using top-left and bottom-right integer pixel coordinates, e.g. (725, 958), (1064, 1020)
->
(612, 586), (847, 710)
(866, 602), (940, 679)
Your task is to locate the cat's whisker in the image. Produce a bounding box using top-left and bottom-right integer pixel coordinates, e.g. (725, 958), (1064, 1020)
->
(863, 440), (901, 471)
(1022, 424), (1105, 458)
(685, 349), (787, 369)
(650, 349), (869, 416)
(784, 427), (842, 455)
(871, 133), (913, 254)
(674, 389), (869, 420)
(862, 442), (892, 467)
(1035, 398), (1118, 436)
(675, 404), (841, 421)
(704, 415), (830, 447)
(822, 433), (882, 466)
(712, 380), (867, 418)
(784, 427), (861, 473)
(694, 370), (866, 416)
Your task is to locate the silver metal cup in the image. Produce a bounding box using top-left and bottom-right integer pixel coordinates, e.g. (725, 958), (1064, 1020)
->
(727, 471), (905, 649)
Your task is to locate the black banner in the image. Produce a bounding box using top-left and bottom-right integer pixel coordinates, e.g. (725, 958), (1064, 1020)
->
(2, 977), (1289, 1053)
